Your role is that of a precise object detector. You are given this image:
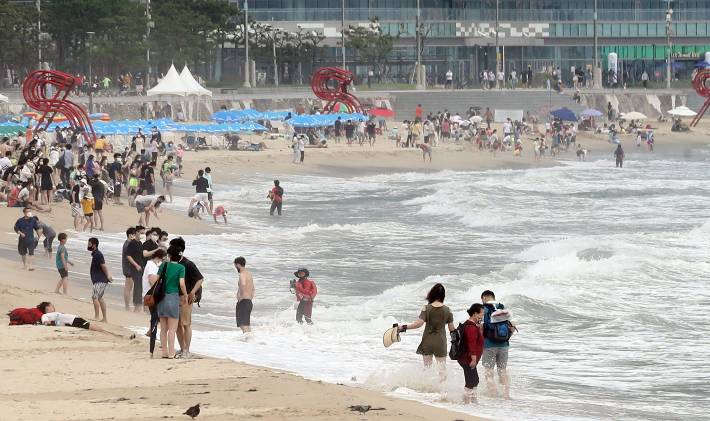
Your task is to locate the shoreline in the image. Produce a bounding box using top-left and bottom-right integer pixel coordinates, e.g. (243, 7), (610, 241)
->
(2, 119), (709, 421)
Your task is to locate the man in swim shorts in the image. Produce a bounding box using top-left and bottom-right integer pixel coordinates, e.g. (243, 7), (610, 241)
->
(234, 256), (254, 333)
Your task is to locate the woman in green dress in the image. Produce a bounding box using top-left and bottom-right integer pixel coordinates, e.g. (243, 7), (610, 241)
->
(397, 283), (455, 373)
(157, 244), (188, 358)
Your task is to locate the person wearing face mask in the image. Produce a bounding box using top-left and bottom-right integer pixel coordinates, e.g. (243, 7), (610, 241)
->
(234, 256), (254, 334)
(122, 228), (138, 311)
(87, 237), (113, 322)
(14, 208), (43, 271)
(108, 153), (124, 205)
(169, 237), (204, 359)
(125, 226), (147, 313)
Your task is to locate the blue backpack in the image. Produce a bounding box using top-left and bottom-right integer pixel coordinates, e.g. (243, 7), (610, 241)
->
(483, 303), (514, 344)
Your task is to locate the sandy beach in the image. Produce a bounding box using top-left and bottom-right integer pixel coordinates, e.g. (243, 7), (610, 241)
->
(1, 116), (708, 421)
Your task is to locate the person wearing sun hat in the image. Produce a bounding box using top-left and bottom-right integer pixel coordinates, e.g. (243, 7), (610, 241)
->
(293, 268), (317, 325)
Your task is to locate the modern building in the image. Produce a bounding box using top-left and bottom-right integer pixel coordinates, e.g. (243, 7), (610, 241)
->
(228, 0), (710, 86)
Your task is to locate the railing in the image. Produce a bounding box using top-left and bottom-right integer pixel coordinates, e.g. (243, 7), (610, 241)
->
(248, 8), (710, 23)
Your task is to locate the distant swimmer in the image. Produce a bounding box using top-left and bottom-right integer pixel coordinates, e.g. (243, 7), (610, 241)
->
(292, 268), (317, 324)
(213, 206), (228, 224)
(234, 256), (254, 334)
(614, 144), (624, 168)
(268, 180), (283, 216)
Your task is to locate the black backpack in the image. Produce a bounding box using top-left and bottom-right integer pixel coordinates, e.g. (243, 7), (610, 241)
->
(449, 321), (473, 360)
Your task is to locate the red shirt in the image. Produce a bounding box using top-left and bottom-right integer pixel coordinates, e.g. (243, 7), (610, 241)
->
(458, 321), (484, 366)
(415, 107), (423, 118)
(8, 187), (19, 207)
(295, 278), (317, 301)
(270, 186), (283, 202)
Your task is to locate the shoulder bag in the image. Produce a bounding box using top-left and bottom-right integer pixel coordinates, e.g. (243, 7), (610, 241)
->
(143, 263), (167, 307)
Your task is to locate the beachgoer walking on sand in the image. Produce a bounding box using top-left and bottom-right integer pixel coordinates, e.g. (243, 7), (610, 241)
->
(396, 283), (455, 379)
(294, 268), (316, 324)
(159, 244), (188, 359)
(417, 143), (432, 162)
(298, 135), (305, 163)
(88, 237), (112, 322)
(614, 144), (624, 168)
(170, 237), (204, 359)
(14, 208), (43, 271)
(484, 108), (493, 129)
(292, 136), (299, 163)
(481, 290), (516, 399)
(234, 256), (254, 334)
(54, 233), (74, 295)
(122, 228), (137, 311)
(269, 180), (283, 216)
(458, 303), (485, 404)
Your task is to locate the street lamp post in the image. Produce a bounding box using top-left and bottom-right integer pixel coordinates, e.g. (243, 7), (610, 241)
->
(36, 0), (41, 70)
(146, 0), (152, 120)
(86, 31), (95, 114)
(341, 0), (346, 70)
(414, 0), (424, 90)
(666, 2), (673, 89)
(272, 17), (278, 87)
(495, 0), (500, 77)
(593, 0), (601, 88)
(243, 1), (251, 88)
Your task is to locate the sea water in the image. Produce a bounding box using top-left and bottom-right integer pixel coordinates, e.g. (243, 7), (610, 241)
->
(98, 149), (710, 420)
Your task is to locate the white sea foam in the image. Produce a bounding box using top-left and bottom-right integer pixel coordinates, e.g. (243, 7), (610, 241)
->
(125, 156), (710, 420)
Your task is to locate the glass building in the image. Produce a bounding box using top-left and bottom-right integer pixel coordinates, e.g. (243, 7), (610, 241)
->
(228, 0), (710, 85)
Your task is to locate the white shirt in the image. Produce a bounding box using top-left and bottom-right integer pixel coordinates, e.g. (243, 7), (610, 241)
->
(41, 312), (77, 325)
(503, 122), (512, 133)
(49, 150), (59, 166)
(0, 156), (11, 172)
(641, 72), (649, 81)
(142, 260), (160, 297)
(446, 71), (453, 81)
(498, 71), (505, 80)
(298, 139), (305, 152)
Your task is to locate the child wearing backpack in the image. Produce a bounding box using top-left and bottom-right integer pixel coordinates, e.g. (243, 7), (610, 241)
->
(457, 303), (485, 404)
(481, 290), (517, 399)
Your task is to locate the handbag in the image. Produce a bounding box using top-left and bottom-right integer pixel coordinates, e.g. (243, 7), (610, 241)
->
(143, 263), (167, 307)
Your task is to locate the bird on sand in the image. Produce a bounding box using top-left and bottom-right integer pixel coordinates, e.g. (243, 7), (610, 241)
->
(183, 403), (200, 419)
(348, 405), (385, 414)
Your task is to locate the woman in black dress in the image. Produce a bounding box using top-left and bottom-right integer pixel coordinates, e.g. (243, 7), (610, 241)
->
(37, 158), (56, 205)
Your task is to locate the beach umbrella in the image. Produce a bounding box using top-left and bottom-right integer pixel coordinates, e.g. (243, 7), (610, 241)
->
(289, 115), (321, 127)
(369, 108), (395, 117)
(550, 108), (579, 121)
(694, 61), (710, 67)
(261, 111), (288, 120)
(667, 106), (697, 117)
(621, 111), (647, 120)
(580, 109), (603, 117)
(0, 123), (25, 136)
(241, 122), (267, 131)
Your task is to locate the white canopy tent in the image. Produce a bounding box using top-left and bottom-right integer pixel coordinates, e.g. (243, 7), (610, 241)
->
(147, 64), (192, 97)
(179, 67), (212, 97)
(179, 66), (212, 121)
(0, 93), (8, 103)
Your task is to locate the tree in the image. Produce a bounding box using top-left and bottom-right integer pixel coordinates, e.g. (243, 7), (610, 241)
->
(0, 0), (43, 78)
(344, 18), (394, 82)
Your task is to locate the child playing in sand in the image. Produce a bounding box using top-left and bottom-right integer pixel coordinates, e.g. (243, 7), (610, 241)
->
(54, 233), (74, 295)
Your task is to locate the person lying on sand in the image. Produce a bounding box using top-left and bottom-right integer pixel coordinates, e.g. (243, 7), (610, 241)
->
(37, 301), (134, 338)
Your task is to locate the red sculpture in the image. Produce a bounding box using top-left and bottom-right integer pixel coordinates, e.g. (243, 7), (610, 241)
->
(311, 67), (365, 115)
(22, 70), (96, 143)
(690, 68), (710, 127)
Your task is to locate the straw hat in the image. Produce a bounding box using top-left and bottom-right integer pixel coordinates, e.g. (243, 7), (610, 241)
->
(383, 327), (401, 348)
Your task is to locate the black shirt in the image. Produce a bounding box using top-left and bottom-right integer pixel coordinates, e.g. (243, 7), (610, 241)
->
(90, 180), (105, 203)
(366, 122), (376, 135)
(126, 239), (145, 269)
(177, 257), (203, 296)
(71, 184), (80, 204)
(38, 166), (53, 185)
(193, 176), (209, 193)
(142, 239), (158, 257)
(334, 120), (341, 132)
(344, 123), (355, 137)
